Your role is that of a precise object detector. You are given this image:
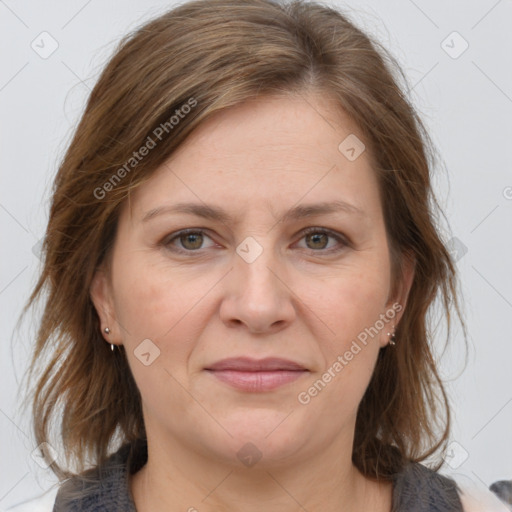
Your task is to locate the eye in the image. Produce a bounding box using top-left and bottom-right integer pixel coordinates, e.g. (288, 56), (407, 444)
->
(161, 227), (349, 255)
(162, 229), (216, 253)
(295, 227), (349, 253)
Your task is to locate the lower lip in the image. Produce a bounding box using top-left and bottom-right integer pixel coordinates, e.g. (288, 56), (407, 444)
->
(205, 369), (307, 392)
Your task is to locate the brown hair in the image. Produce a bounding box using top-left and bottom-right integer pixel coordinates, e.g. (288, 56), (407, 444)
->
(19, 0), (466, 483)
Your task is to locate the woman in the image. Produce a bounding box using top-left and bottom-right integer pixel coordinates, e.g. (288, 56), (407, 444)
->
(9, 0), (509, 510)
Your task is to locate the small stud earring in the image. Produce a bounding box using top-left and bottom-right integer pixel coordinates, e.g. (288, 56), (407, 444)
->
(387, 330), (396, 346)
(104, 327), (110, 334)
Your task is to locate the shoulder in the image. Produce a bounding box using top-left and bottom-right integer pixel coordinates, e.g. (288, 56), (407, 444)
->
(450, 474), (511, 512)
(392, 463), (510, 512)
(3, 441), (143, 512)
(3, 486), (58, 512)
(392, 462), (464, 510)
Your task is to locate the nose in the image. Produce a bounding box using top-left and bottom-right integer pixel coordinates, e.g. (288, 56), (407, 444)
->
(219, 241), (296, 335)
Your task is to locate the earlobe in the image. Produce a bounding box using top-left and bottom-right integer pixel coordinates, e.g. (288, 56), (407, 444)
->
(381, 252), (416, 347)
(90, 268), (120, 344)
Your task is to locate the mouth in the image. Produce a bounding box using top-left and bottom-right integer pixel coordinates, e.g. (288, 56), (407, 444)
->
(204, 357), (309, 392)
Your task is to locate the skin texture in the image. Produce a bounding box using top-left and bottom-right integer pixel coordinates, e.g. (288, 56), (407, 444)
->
(90, 93), (415, 512)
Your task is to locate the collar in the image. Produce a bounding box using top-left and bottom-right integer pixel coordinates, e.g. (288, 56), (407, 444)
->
(52, 438), (147, 512)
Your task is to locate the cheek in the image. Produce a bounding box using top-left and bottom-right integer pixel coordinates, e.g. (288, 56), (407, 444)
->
(111, 253), (203, 346)
(298, 261), (390, 400)
(301, 277), (386, 422)
(111, 258), (205, 412)
(311, 262), (391, 341)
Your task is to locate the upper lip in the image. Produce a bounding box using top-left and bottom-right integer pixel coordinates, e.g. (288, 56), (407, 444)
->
(205, 357), (307, 371)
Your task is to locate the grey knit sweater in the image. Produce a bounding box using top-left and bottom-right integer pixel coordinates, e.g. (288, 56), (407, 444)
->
(52, 439), (463, 511)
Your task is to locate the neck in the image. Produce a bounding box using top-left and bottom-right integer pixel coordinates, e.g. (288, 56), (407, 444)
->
(129, 431), (392, 512)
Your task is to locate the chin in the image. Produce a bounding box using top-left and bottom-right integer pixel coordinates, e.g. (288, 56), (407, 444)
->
(217, 413), (309, 466)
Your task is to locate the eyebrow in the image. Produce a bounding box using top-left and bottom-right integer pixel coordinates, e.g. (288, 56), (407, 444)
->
(142, 200), (365, 224)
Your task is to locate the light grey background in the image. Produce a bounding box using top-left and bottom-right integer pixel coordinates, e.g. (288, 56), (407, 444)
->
(1, 0), (511, 507)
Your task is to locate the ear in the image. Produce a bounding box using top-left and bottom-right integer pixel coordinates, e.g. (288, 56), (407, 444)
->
(391, 250), (416, 320)
(380, 251), (416, 347)
(90, 267), (122, 346)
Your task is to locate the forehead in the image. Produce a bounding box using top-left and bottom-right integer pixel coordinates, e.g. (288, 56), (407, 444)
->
(170, 93), (366, 167)
(124, 93), (381, 224)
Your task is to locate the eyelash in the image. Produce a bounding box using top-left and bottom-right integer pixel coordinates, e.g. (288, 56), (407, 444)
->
(161, 226), (349, 256)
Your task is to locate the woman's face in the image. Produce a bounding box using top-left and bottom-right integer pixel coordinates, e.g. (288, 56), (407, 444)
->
(91, 93), (413, 468)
